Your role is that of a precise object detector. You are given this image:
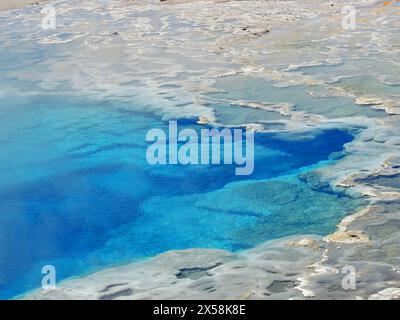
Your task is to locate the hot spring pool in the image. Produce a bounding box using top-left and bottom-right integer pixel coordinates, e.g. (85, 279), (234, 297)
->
(0, 94), (363, 298)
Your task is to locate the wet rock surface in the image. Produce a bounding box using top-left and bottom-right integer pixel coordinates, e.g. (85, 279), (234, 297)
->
(24, 239), (322, 300)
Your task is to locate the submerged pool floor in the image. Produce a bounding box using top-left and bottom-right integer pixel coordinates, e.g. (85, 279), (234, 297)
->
(0, 95), (362, 298)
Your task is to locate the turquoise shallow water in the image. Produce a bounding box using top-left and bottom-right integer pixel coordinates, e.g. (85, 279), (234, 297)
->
(0, 93), (363, 299)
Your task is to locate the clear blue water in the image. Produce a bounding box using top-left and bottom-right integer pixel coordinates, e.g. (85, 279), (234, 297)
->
(0, 93), (362, 299)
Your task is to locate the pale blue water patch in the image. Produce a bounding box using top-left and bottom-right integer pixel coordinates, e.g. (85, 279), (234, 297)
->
(333, 75), (400, 98)
(210, 75), (386, 118)
(292, 59), (400, 88)
(211, 103), (288, 126)
(0, 93), (363, 299)
(293, 62), (400, 104)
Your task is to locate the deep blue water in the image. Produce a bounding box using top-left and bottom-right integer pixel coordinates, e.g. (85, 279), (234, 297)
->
(0, 94), (361, 299)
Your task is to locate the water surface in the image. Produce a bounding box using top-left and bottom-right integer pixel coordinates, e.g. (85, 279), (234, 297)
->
(0, 94), (362, 298)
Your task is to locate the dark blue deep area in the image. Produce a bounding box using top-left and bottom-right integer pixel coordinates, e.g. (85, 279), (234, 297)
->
(0, 95), (356, 299)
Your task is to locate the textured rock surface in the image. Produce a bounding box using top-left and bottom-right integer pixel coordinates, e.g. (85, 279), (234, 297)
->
(0, 1), (47, 12)
(24, 237), (323, 300)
